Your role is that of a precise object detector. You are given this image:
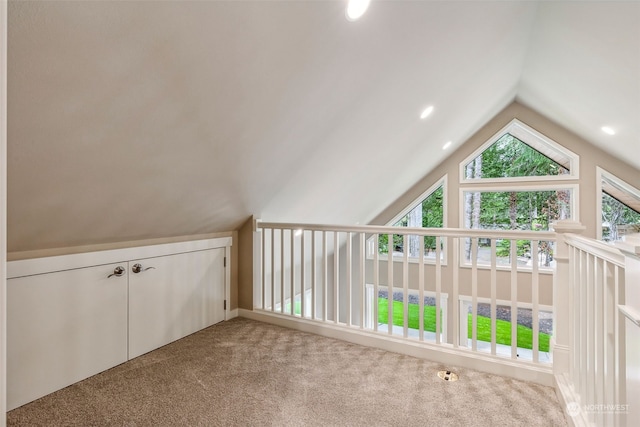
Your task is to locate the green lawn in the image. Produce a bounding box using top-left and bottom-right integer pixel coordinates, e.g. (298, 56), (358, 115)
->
(378, 298), (550, 352)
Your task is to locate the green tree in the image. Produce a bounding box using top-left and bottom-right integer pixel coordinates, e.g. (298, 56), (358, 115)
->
(602, 192), (640, 241)
(463, 134), (571, 265)
(378, 186), (444, 255)
(466, 134), (568, 180)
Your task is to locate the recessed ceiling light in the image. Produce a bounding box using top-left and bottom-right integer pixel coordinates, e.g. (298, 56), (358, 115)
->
(442, 141), (452, 150)
(346, 0), (371, 21)
(420, 106), (434, 119)
(601, 126), (616, 135)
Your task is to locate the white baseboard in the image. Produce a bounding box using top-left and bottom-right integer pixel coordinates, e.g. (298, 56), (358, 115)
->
(555, 373), (587, 427)
(238, 308), (554, 387)
(228, 308), (239, 319)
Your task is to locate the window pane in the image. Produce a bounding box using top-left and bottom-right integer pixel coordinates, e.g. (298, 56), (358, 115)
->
(463, 237), (555, 267)
(601, 192), (640, 241)
(462, 189), (572, 232)
(378, 186), (444, 256)
(464, 134), (569, 180)
(392, 186), (444, 228)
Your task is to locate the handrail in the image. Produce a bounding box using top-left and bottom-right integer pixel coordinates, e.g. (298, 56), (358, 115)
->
(256, 220), (556, 241)
(561, 231), (628, 425)
(564, 233), (625, 267)
(255, 219), (556, 363)
(255, 218), (633, 421)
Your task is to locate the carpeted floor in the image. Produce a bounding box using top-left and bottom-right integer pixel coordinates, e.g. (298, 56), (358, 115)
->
(7, 317), (567, 426)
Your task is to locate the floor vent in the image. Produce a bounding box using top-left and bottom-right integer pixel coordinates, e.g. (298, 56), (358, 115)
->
(437, 370), (459, 382)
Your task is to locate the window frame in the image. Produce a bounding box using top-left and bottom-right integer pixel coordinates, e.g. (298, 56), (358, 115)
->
(596, 167), (640, 241)
(458, 183), (579, 273)
(367, 175), (448, 264)
(386, 175), (447, 227)
(459, 119), (580, 184)
(458, 183), (580, 232)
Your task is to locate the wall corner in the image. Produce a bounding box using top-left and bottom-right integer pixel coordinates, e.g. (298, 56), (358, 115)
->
(237, 216), (256, 310)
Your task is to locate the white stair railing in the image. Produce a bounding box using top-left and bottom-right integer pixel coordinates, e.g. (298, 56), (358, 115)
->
(253, 220), (637, 423)
(254, 220), (556, 366)
(553, 224), (632, 427)
(567, 234), (626, 426)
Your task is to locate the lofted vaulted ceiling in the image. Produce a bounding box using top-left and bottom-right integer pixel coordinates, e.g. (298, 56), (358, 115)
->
(6, 1), (640, 252)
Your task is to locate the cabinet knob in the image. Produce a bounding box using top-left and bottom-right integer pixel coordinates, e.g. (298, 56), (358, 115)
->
(108, 266), (126, 278)
(132, 263), (156, 274)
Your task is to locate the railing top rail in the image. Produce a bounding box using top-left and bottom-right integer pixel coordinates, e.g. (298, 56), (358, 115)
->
(256, 220), (556, 241)
(564, 233), (625, 267)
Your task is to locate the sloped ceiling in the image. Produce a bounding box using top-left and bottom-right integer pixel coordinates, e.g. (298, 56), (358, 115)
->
(6, 1), (640, 253)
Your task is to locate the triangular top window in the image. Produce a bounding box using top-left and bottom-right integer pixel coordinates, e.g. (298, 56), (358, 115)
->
(598, 168), (640, 241)
(461, 120), (578, 182)
(370, 176), (446, 261)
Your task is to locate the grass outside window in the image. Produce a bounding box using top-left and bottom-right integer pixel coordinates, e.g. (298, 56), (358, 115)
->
(285, 297), (550, 352)
(378, 298), (550, 352)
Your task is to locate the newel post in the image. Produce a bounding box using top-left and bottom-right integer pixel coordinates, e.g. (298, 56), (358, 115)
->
(551, 220), (585, 376)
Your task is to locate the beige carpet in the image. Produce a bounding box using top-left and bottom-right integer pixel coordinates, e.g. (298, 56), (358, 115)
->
(7, 317), (567, 426)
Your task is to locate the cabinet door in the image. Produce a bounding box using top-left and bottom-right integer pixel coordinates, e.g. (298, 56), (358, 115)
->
(7, 263), (129, 410)
(128, 248), (225, 359)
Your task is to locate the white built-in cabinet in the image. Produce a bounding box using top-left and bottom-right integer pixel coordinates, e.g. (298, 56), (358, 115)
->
(128, 249), (225, 358)
(8, 262), (129, 411)
(6, 237), (231, 411)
